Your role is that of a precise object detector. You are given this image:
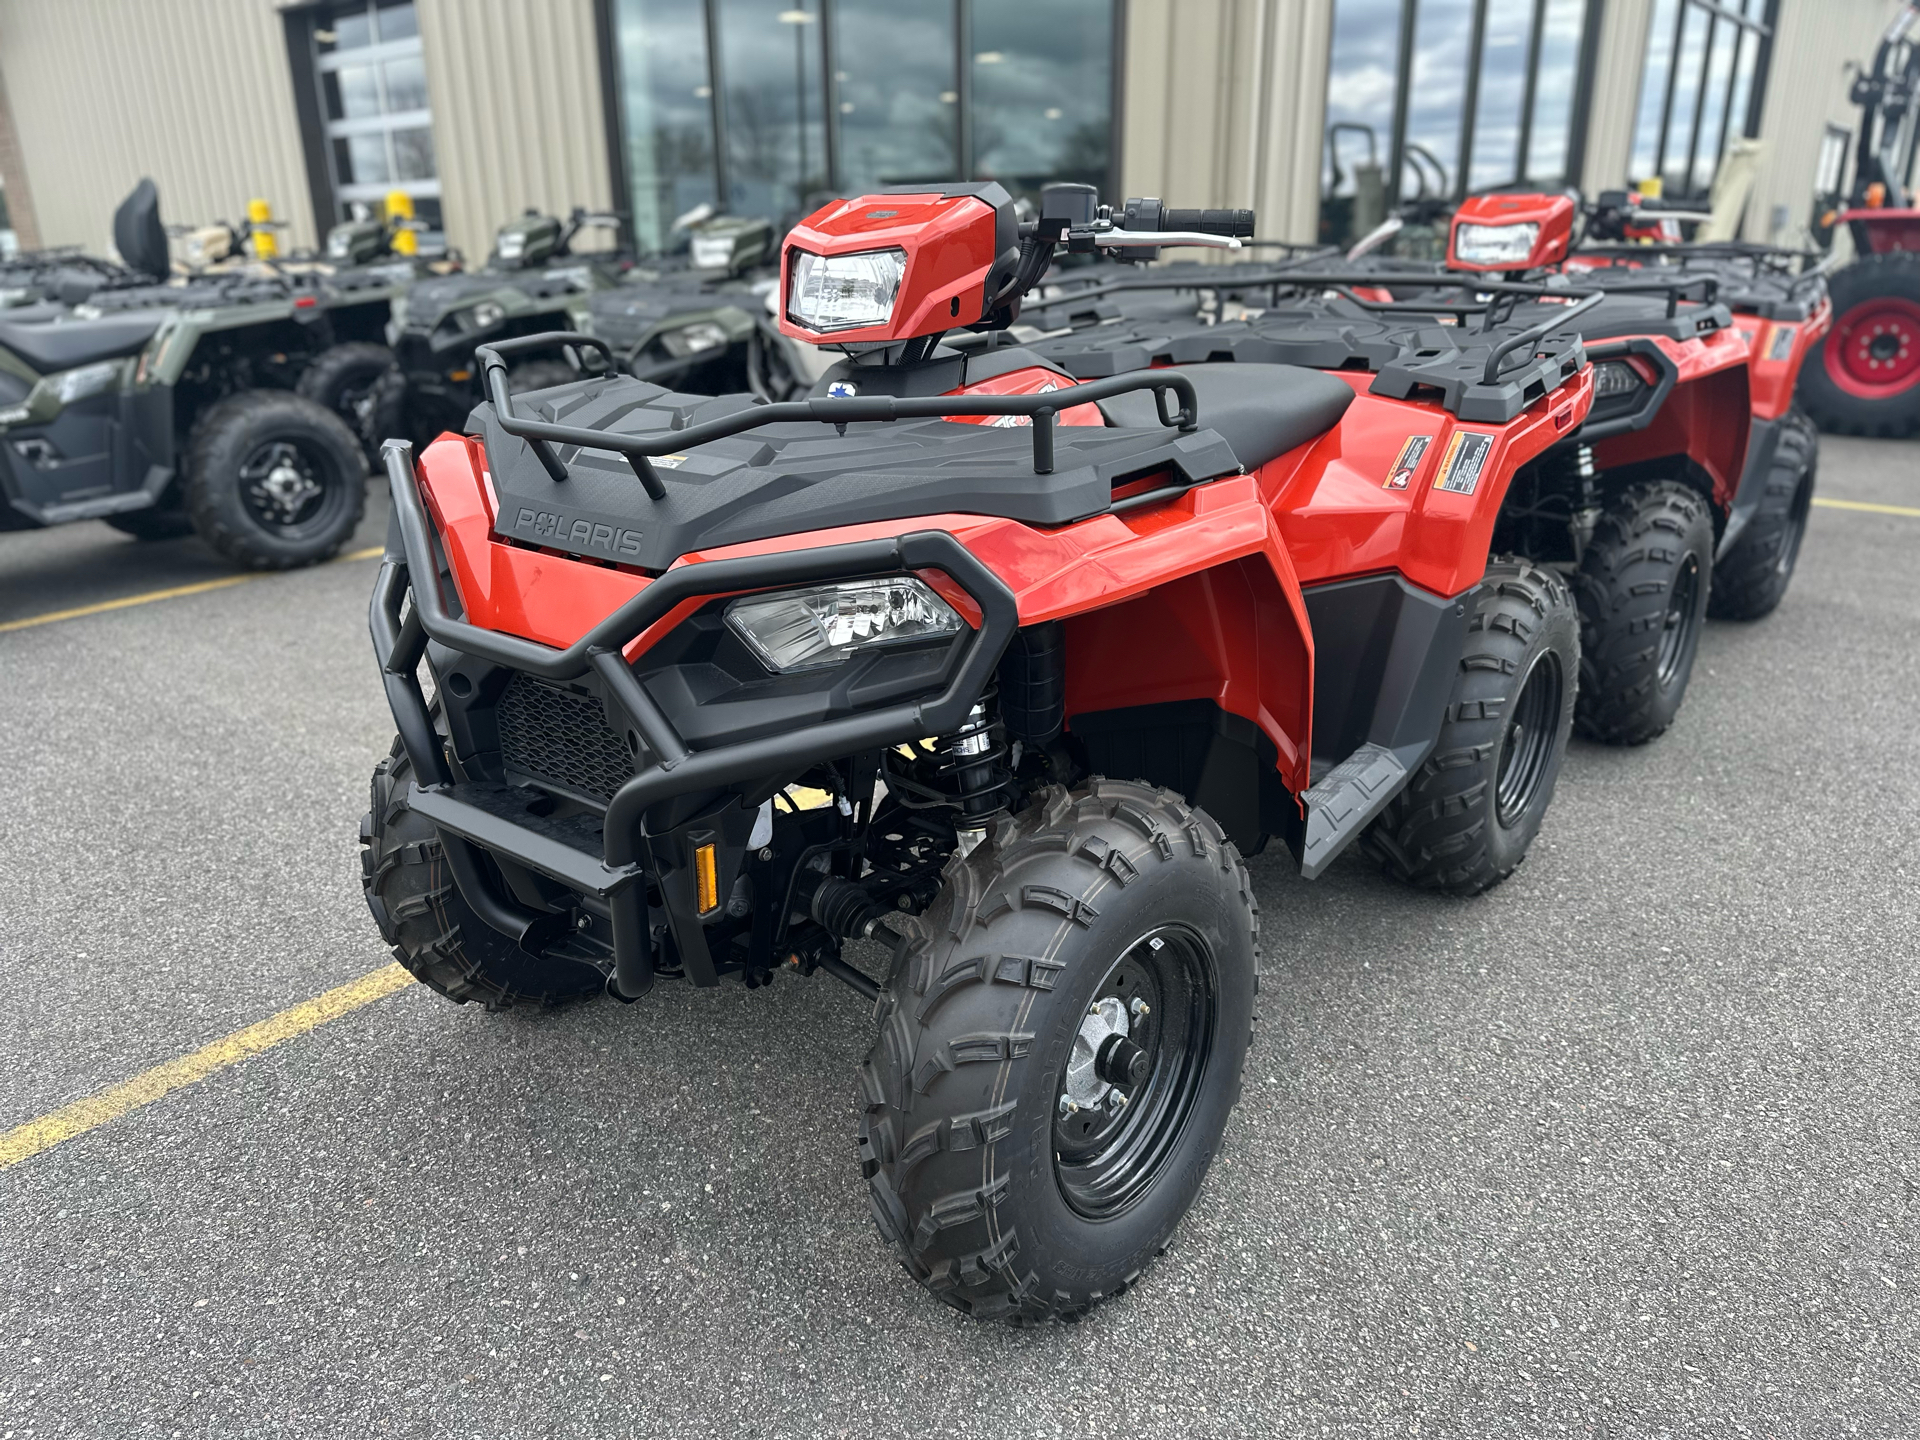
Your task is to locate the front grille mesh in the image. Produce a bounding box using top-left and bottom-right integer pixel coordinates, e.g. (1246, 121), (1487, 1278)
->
(495, 673), (634, 803)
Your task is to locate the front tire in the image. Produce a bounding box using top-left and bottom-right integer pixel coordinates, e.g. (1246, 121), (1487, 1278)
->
(184, 390), (368, 569)
(858, 781), (1258, 1324)
(1709, 409), (1816, 621)
(359, 740), (609, 1009)
(1572, 482), (1713, 745)
(295, 341), (396, 459)
(1362, 558), (1578, 895)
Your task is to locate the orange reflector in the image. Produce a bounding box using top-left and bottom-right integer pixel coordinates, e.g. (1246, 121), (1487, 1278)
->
(449, 368), (471, 381)
(694, 843), (720, 914)
(1867, 182), (1888, 209)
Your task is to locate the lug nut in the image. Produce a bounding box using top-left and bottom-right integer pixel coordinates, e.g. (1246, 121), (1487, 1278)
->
(1058, 1094), (1080, 1116)
(1130, 997), (1150, 1019)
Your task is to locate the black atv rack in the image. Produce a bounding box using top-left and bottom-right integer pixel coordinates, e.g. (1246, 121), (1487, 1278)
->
(476, 332), (1203, 495)
(376, 438), (1020, 1002)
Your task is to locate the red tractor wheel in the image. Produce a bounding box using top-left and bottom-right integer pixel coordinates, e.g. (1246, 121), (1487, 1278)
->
(1798, 253), (1920, 437)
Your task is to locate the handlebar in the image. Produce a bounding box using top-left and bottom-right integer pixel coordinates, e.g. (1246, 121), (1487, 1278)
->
(1160, 208), (1257, 239)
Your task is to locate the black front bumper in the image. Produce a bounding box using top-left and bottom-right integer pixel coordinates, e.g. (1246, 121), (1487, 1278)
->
(370, 440), (1019, 999)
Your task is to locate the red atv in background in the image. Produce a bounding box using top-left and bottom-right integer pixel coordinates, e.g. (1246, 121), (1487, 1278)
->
(361, 182), (1593, 1322)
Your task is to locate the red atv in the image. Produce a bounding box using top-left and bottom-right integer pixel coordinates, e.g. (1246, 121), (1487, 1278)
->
(361, 182), (1592, 1322)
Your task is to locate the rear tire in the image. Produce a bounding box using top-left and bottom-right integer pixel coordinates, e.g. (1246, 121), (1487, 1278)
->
(1361, 559), (1578, 895)
(359, 740), (609, 1010)
(858, 781), (1258, 1324)
(183, 390), (367, 569)
(1571, 482), (1713, 745)
(1796, 254), (1920, 438)
(295, 341), (396, 459)
(1710, 409), (1816, 621)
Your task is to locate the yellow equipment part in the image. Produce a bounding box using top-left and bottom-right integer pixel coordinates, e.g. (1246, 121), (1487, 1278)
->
(247, 198), (278, 258)
(386, 190), (418, 256)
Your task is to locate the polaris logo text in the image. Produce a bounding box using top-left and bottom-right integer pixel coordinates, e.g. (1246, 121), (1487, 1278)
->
(514, 508), (644, 556)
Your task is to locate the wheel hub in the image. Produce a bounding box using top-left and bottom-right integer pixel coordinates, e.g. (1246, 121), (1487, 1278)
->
(1062, 996), (1135, 1113)
(1827, 297), (1920, 397)
(241, 440), (328, 530)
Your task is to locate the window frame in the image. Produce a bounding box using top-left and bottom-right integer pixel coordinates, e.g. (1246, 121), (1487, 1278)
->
(1635, 0), (1776, 201)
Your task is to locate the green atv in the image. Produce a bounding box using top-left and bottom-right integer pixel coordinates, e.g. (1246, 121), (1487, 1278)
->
(582, 211), (812, 400)
(348, 207), (627, 447)
(0, 184), (364, 566)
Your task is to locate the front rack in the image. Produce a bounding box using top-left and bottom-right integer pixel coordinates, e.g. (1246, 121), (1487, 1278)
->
(474, 332), (1203, 497)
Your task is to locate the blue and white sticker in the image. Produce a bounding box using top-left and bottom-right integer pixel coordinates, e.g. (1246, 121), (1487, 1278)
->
(826, 380), (859, 398)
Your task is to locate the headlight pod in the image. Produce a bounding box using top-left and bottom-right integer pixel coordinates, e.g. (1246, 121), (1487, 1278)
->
(726, 577), (962, 673)
(1592, 359), (1643, 398)
(463, 299), (506, 333)
(690, 233), (738, 270)
(787, 247), (906, 333)
(36, 360), (121, 407)
(1453, 221), (1540, 267)
(660, 320), (730, 358)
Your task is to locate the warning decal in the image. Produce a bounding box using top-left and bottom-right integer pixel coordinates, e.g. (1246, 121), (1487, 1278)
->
(1384, 434), (1432, 490)
(1433, 430), (1495, 495)
(1768, 325), (1796, 361)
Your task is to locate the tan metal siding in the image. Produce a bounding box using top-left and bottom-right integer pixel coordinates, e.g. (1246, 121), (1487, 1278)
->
(1121, 0), (1334, 244)
(1582, 0), (1654, 191)
(0, 0), (316, 254)
(415, 0), (612, 263)
(1748, 0), (1905, 247)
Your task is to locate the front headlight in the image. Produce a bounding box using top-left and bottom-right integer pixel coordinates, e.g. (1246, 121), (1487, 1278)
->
(726, 577), (963, 673)
(787, 247), (907, 333)
(690, 233), (738, 270)
(497, 231), (527, 263)
(1592, 359), (1642, 397)
(660, 320), (730, 358)
(36, 361), (121, 406)
(1453, 222), (1540, 267)
(464, 299), (506, 333)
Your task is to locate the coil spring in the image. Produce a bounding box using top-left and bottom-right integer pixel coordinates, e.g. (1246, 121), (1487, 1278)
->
(884, 691), (1013, 824)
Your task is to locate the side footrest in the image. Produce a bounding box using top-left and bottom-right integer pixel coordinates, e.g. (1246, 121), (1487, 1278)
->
(1298, 743), (1408, 879)
(409, 781), (641, 898)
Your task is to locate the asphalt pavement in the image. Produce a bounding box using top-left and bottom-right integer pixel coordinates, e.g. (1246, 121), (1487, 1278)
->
(2, 439), (1916, 1438)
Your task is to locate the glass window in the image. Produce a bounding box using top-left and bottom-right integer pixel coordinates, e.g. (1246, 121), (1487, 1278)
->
(716, 0), (830, 225)
(613, 0), (718, 254)
(1320, 0), (1596, 246)
(830, 0), (957, 193)
(1628, 0), (1771, 201)
(376, 1), (418, 43)
(311, 1), (440, 225)
(1466, 0), (1537, 193)
(969, 0), (1114, 203)
(1526, 0), (1587, 183)
(383, 56), (429, 114)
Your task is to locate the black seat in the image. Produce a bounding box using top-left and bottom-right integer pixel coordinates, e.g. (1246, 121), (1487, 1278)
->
(0, 314), (164, 374)
(1095, 361), (1354, 471)
(112, 177), (170, 281)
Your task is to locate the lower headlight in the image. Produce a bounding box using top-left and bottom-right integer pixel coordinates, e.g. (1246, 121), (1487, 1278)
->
(690, 233), (738, 270)
(37, 361), (121, 406)
(660, 320), (730, 357)
(1453, 221), (1540, 268)
(787, 247), (907, 333)
(463, 299), (506, 333)
(1592, 359), (1642, 398)
(726, 577), (963, 673)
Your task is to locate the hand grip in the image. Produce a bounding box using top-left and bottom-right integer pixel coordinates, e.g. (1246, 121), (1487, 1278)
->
(1161, 208), (1256, 238)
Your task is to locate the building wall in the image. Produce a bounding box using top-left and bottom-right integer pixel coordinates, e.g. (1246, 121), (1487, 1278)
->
(1120, 0), (1335, 244)
(1747, 0), (1904, 247)
(413, 0), (614, 262)
(1582, 0), (1657, 193)
(0, 0), (316, 254)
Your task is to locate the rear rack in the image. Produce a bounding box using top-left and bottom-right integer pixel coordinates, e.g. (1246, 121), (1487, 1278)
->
(475, 331), (1202, 496)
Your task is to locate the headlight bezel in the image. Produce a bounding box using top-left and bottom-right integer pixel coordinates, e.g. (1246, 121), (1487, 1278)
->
(725, 576), (964, 674)
(786, 246), (909, 334)
(1451, 221), (1542, 269)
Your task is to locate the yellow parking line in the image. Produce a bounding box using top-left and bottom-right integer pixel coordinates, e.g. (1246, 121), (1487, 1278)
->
(0, 545), (386, 635)
(1811, 497), (1920, 519)
(0, 963), (414, 1171)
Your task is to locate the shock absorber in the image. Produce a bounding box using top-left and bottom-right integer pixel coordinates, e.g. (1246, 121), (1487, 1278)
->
(933, 692), (1012, 851)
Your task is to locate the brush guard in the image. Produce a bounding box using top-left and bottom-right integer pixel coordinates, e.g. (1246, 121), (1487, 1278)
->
(371, 440), (1019, 1002)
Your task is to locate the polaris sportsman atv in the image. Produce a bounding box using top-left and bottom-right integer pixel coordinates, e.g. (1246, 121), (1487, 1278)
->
(360, 182), (1594, 1322)
(358, 207), (627, 447)
(0, 185), (364, 564)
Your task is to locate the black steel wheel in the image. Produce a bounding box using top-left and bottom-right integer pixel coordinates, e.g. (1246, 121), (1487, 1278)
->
(1494, 646), (1566, 828)
(183, 390), (367, 569)
(859, 780), (1257, 1324)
